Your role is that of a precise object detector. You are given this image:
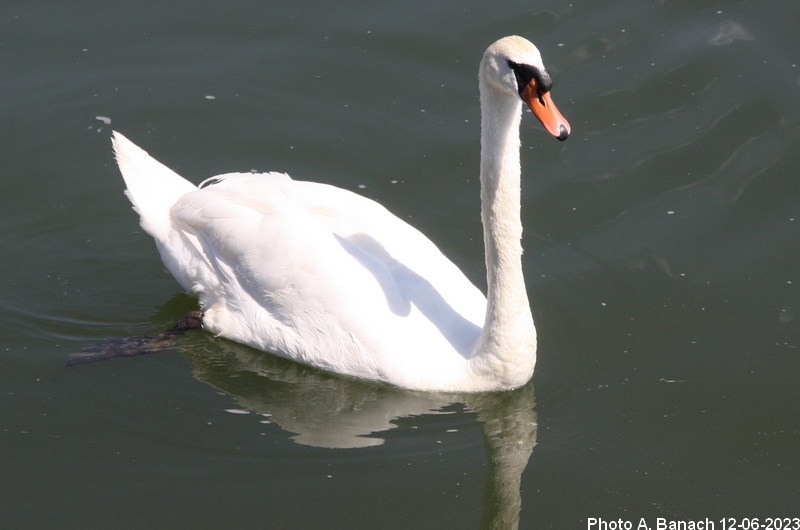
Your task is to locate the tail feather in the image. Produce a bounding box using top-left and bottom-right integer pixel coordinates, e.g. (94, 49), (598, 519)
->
(112, 131), (197, 242)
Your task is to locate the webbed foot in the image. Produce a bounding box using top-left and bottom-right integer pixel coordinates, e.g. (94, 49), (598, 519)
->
(66, 311), (205, 366)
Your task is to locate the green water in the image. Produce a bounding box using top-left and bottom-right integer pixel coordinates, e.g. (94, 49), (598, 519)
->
(2, 0), (799, 527)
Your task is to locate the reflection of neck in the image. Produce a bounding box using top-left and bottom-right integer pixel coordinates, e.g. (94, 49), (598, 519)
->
(475, 385), (537, 530)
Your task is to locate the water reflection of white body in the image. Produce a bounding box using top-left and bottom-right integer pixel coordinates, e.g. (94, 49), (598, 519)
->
(185, 341), (537, 529)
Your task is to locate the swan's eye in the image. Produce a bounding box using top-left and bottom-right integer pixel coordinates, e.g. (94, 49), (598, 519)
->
(507, 60), (552, 101)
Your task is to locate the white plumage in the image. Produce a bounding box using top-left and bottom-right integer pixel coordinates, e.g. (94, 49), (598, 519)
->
(113, 36), (570, 392)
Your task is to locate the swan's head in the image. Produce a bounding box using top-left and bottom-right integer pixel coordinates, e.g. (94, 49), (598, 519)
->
(480, 36), (571, 141)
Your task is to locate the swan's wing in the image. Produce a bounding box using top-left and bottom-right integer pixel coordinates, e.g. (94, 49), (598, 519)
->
(168, 173), (485, 380)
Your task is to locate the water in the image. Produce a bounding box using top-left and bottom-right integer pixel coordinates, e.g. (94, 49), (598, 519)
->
(2, 0), (799, 527)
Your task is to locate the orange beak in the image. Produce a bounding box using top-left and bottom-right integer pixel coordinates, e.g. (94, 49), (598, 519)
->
(522, 81), (570, 141)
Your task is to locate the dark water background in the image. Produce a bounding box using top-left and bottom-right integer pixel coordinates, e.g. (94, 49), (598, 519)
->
(2, 1), (799, 528)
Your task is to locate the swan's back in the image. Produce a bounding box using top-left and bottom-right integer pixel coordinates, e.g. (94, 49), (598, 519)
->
(113, 132), (487, 389)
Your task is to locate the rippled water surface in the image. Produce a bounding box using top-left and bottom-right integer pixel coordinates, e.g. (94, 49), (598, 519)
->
(3, 1), (799, 527)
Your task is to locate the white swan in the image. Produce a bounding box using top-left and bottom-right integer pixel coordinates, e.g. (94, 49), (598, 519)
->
(112, 35), (570, 392)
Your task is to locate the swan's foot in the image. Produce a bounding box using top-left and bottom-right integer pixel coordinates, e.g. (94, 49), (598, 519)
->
(66, 311), (205, 367)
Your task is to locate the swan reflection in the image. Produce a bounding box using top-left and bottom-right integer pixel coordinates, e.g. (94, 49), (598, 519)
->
(70, 289), (538, 528)
(183, 336), (537, 528)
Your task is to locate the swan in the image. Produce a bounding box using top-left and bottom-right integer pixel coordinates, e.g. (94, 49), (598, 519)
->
(111, 35), (570, 392)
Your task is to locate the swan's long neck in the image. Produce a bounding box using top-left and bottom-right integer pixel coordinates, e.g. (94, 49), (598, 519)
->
(473, 79), (537, 388)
